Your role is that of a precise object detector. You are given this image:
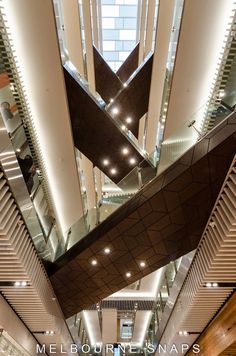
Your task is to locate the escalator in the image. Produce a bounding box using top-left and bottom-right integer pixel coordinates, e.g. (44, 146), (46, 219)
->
(48, 112), (236, 318)
(64, 62), (155, 184)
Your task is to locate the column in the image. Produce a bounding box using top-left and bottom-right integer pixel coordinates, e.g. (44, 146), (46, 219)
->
(144, 0), (156, 57)
(145, 0), (175, 154)
(61, 0), (85, 75)
(82, 0), (96, 92)
(138, 0), (148, 65)
(102, 309), (117, 355)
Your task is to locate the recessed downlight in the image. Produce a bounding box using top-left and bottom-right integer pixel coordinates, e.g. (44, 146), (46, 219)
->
(91, 259), (97, 266)
(129, 157), (136, 165)
(45, 330), (55, 335)
(110, 168), (117, 175)
(178, 330), (189, 336)
(14, 281), (28, 287)
(140, 261), (146, 268)
(121, 125), (126, 131)
(112, 107), (119, 115)
(126, 117), (132, 124)
(122, 147), (129, 155)
(126, 272), (131, 278)
(103, 159), (109, 166)
(104, 247), (111, 254)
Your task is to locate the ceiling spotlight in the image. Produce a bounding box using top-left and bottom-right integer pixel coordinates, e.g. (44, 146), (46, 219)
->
(21, 281), (27, 287)
(163, 108), (167, 112)
(126, 272), (131, 278)
(126, 117), (132, 124)
(122, 147), (129, 155)
(110, 168), (117, 175)
(140, 261), (146, 268)
(14, 281), (20, 287)
(112, 107), (119, 115)
(110, 98), (114, 103)
(218, 91), (225, 98)
(121, 125), (126, 131)
(16, 148), (21, 152)
(123, 83), (127, 88)
(206, 282), (212, 288)
(212, 282), (218, 287)
(103, 159), (109, 166)
(91, 259), (97, 266)
(45, 330), (54, 335)
(129, 158), (136, 165)
(179, 331), (188, 336)
(104, 248), (111, 254)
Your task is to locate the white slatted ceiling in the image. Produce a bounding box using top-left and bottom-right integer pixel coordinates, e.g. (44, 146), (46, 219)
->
(176, 155), (236, 332)
(0, 168), (62, 332)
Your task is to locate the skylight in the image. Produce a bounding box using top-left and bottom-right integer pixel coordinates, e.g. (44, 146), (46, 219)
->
(101, 0), (139, 72)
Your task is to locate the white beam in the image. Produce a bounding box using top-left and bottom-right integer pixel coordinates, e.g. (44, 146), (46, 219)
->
(91, 0), (99, 48)
(138, 0), (148, 65)
(144, 0), (156, 57)
(81, 154), (96, 211)
(145, 0), (175, 154)
(82, 0), (96, 93)
(102, 309), (117, 345)
(61, 0), (85, 76)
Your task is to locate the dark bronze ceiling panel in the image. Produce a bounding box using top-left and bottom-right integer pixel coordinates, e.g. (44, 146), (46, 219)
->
(48, 114), (236, 318)
(116, 43), (140, 83)
(107, 55), (153, 137)
(64, 64), (153, 184)
(93, 46), (123, 103)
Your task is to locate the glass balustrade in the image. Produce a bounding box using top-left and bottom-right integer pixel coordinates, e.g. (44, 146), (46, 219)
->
(57, 108), (234, 258)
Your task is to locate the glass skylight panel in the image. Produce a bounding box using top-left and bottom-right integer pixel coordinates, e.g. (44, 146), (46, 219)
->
(101, 0), (139, 71)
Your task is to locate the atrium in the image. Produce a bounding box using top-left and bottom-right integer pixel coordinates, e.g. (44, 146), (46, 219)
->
(0, 0), (235, 355)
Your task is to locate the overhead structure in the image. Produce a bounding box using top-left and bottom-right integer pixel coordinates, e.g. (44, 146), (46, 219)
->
(49, 113), (236, 317)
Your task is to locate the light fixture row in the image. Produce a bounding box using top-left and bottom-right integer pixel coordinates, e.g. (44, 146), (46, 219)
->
(110, 106), (133, 125)
(102, 151), (136, 175)
(90, 249), (146, 278)
(45, 331), (55, 335)
(205, 282), (218, 288)
(178, 331), (189, 336)
(14, 281), (28, 287)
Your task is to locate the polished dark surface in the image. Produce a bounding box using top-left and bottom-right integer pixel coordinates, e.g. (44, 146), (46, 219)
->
(116, 43), (139, 83)
(48, 114), (236, 317)
(93, 46), (123, 103)
(108, 55), (153, 137)
(64, 64), (153, 184)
